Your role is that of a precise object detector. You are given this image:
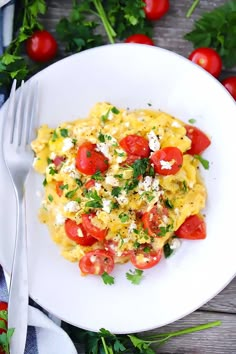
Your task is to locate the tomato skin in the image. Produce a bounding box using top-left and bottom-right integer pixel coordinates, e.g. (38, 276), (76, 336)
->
(84, 179), (96, 189)
(75, 142), (109, 175)
(188, 47), (222, 78)
(221, 76), (236, 100)
(120, 135), (150, 158)
(55, 181), (63, 197)
(26, 30), (57, 62)
(150, 147), (183, 175)
(142, 206), (168, 237)
(175, 215), (206, 240)
(144, 0), (170, 20)
(82, 214), (108, 241)
(125, 34), (154, 46)
(0, 302), (7, 337)
(185, 125), (211, 155)
(0, 302), (7, 312)
(104, 240), (131, 258)
(79, 249), (114, 275)
(65, 219), (97, 246)
(130, 246), (162, 270)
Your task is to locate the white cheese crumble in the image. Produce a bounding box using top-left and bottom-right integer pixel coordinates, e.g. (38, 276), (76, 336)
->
(96, 143), (111, 159)
(105, 176), (119, 186)
(55, 212), (66, 226)
(64, 201), (80, 213)
(116, 190), (128, 205)
(94, 182), (102, 191)
(171, 121), (182, 128)
(49, 152), (57, 160)
(151, 177), (159, 191)
(77, 227), (84, 238)
(147, 130), (160, 151)
(128, 221), (137, 233)
(160, 160), (172, 170)
(138, 176), (153, 192)
(61, 161), (80, 179)
(102, 199), (111, 213)
(170, 238), (181, 250)
(108, 111), (114, 120)
(62, 138), (74, 152)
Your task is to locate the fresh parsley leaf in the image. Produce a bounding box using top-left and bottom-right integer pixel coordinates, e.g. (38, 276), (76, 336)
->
(48, 194), (53, 202)
(110, 201), (119, 210)
(43, 178), (47, 187)
(182, 180), (188, 192)
(47, 157), (52, 164)
(51, 130), (58, 142)
(60, 128), (69, 137)
(91, 171), (104, 181)
(164, 243), (174, 258)
(158, 224), (173, 237)
(86, 151), (91, 157)
(101, 272), (115, 285)
(111, 186), (122, 197)
(131, 158), (149, 178)
(59, 183), (69, 190)
(164, 198), (174, 209)
(126, 269), (143, 285)
(49, 166), (57, 175)
(124, 178), (139, 192)
(188, 118), (197, 124)
(184, 0), (236, 68)
(65, 187), (79, 198)
(118, 213), (129, 223)
(194, 154), (210, 169)
(85, 190), (103, 208)
(111, 106), (120, 114)
(101, 109), (110, 123)
(98, 132), (105, 142)
(75, 178), (83, 187)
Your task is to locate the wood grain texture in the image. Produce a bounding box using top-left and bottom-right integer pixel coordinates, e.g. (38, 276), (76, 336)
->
(41, 1), (236, 352)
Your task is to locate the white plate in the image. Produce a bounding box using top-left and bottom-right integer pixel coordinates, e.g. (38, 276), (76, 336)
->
(0, 44), (236, 334)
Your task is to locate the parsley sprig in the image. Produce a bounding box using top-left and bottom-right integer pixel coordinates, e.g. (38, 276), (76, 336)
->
(0, 310), (14, 354)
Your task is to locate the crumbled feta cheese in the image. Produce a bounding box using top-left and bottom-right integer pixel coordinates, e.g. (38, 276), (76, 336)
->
(102, 199), (111, 213)
(174, 208), (180, 216)
(64, 201), (80, 213)
(94, 182), (102, 191)
(108, 111), (114, 120)
(171, 121), (182, 128)
(151, 177), (159, 191)
(105, 176), (119, 186)
(55, 212), (66, 226)
(128, 221), (137, 233)
(116, 190), (128, 205)
(61, 161), (80, 179)
(90, 255), (97, 263)
(160, 160), (172, 170)
(162, 215), (169, 224)
(77, 227), (84, 237)
(96, 143), (111, 159)
(170, 238), (181, 250)
(147, 130), (160, 151)
(49, 152), (57, 160)
(62, 138), (74, 152)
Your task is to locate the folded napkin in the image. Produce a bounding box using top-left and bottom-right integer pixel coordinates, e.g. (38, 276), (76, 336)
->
(0, 3), (78, 354)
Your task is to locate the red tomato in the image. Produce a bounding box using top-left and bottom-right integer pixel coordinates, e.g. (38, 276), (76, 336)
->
(0, 301), (7, 335)
(221, 76), (236, 100)
(53, 156), (65, 167)
(82, 214), (108, 241)
(130, 245), (162, 269)
(185, 125), (211, 155)
(55, 181), (63, 197)
(75, 142), (109, 175)
(84, 179), (96, 189)
(188, 47), (222, 78)
(104, 240), (131, 258)
(79, 249), (114, 275)
(0, 302), (7, 311)
(121, 154), (141, 166)
(150, 147), (183, 175)
(0, 346), (5, 354)
(142, 206), (168, 237)
(175, 215), (206, 240)
(65, 219), (97, 246)
(144, 0), (170, 20)
(125, 34), (154, 46)
(120, 135), (150, 158)
(26, 30), (57, 62)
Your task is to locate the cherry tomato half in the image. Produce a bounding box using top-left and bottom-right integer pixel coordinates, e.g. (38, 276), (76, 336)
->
(188, 47), (222, 78)
(221, 76), (236, 100)
(185, 125), (211, 155)
(26, 30), (57, 62)
(104, 240), (131, 258)
(82, 213), (108, 241)
(75, 142), (109, 175)
(175, 215), (206, 240)
(65, 219), (97, 246)
(130, 245), (162, 270)
(55, 181), (63, 197)
(84, 179), (96, 189)
(150, 147), (183, 175)
(79, 249), (114, 275)
(142, 206), (168, 237)
(125, 34), (154, 46)
(120, 134), (150, 158)
(144, 0), (170, 20)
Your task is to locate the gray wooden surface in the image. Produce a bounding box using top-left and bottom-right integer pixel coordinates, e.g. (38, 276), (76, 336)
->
(42, 1), (236, 353)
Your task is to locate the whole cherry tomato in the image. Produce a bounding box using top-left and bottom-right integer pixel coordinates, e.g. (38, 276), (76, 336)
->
(188, 47), (222, 78)
(120, 134), (150, 158)
(125, 34), (154, 46)
(143, 0), (170, 20)
(75, 142), (109, 175)
(221, 76), (236, 100)
(82, 213), (108, 241)
(26, 30), (57, 62)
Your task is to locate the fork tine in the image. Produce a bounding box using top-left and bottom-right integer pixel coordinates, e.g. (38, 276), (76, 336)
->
(24, 81), (39, 145)
(14, 81), (25, 147)
(7, 79), (17, 144)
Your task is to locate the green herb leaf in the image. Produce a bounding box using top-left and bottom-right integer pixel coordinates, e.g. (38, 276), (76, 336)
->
(91, 171), (104, 181)
(188, 118), (197, 124)
(126, 269), (143, 285)
(51, 130), (58, 142)
(43, 178), (47, 187)
(65, 187), (79, 198)
(194, 154), (210, 169)
(49, 166), (57, 175)
(111, 186), (122, 197)
(75, 178), (83, 187)
(101, 272), (115, 285)
(86, 151), (92, 157)
(85, 190), (103, 208)
(164, 243), (174, 258)
(118, 213), (129, 223)
(60, 128), (69, 137)
(164, 199), (174, 209)
(48, 194), (53, 202)
(98, 132), (105, 142)
(59, 183), (69, 190)
(131, 158), (149, 178)
(158, 224), (173, 237)
(111, 106), (120, 114)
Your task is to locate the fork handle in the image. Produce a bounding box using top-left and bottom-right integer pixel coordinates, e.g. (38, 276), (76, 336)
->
(8, 186), (28, 354)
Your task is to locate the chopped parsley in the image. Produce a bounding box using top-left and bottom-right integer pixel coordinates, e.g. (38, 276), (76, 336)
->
(60, 128), (69, 137)
(114, 174), (123, 179)
(131, 158), (149, 178)
(124, 178), (139, 192)
(49, 166), (57, 175)
(101, 272), (115, 285)
(188, 118), (196, 124)
(85, 190), (103, 208)
(101, 109), (110, 123)
(47, 157), (52, 164)
(111, 186), (122, 197)
(65, 187), (79, 198)
(75, 178), (83, 187)
(164, 243), (174, 258)
(48, 194), (53, 202)
(91, 171), (104, 181)
(182, 180), (188, 193)
(194, 154), (210, 170)
(111, 106), (120, 114)
(165, 199), (174, 209)
(43, 178), (47, 186)
(110, 201), (119, 210)
(126, 269), (144, 285)
(158, 224), (173, 237)
(98, 132), (105, 142)
(143, 246), (151, 253)
(118, 213), (129, 223)
(59, 183), (69, 190)
(51, 130), (58, 142)
(148, 165), (155, 177)
(86, 151), (92, 157)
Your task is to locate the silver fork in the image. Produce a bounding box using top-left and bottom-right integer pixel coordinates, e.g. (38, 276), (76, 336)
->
(2, 79), (38, 354)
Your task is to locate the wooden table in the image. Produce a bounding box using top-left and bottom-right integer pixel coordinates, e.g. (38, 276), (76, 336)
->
(42, 1), (236, 353)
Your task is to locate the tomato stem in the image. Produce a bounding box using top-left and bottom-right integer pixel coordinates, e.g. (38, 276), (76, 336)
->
(186, 0), (200, 18)
(92, 0), (116, 44)
(101, 336), (113, 354)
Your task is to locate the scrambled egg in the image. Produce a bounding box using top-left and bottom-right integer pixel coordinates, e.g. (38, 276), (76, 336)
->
(31, 103), (206, 267)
